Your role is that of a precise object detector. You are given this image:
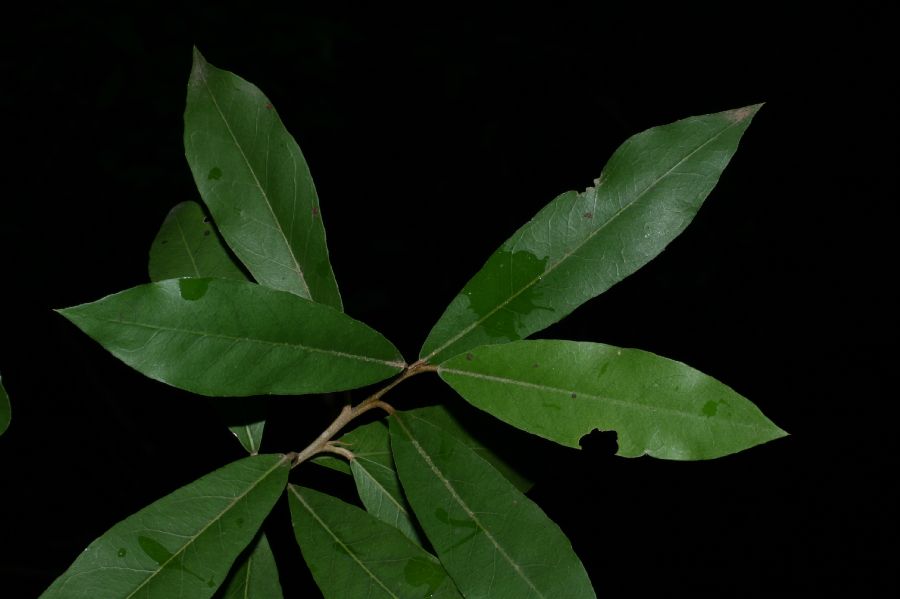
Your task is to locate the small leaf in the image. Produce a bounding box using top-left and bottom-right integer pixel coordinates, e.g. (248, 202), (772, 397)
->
(390, 412), (595, 599)
(57, 278), (405, 397)
(215, 399), (267, 455)
(219, 533), (283, 599)
(325, 420), (422, 544)
(288, 485), (462, 599)
(420, 105), (762, 364)
(149, 201), (246, 282)
(408, 404), (533, 492)
(185, 48), (342, 309)
(40, 454), (291, 599)
(440, 340), (787, 460)
(149, 202), (264, 453)
(0, 373), (9, 436)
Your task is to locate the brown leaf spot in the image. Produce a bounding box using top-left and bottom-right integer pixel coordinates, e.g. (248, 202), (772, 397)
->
(203, 230), (211, 236)
(582, 211), (593, 219)
(465, 353), (474, 361)
(264, 102), (273, 110)
(725, 106), (755, 123)
(532, 363), (539, 368)
(571, 392), (577, 398)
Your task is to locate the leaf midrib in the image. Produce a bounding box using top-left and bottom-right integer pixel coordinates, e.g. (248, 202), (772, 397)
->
(123, 455), (288, 598)
(395, 415), (547, 598)
(423, 116), (745, 362)
(289, 486), (400, 599)
(84, 315), (404, 369)
(201, 77), (312, 299)
(439, 366), (765, 430)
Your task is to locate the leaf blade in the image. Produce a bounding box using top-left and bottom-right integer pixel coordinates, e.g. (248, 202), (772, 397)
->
(57, 278), (404, 397)
(420, 105), (761, 363)
(288, 484), (462, 599)
(40, 454), (290, 599)
(149, 201), (265, 453)
(408, 404), (533, 492)
(338, 421), (423, 545)
(440, 340), (787, 460)
(184, 48), (341, 309)
(149, 201), (247, 282)
(219, 533), (284, 599)
(390, 412), (595, 598)
(0, 373), (9, 436)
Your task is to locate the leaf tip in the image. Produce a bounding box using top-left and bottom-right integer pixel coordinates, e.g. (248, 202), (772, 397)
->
(725, 103), (764, 123)
(189, 46), (209, 86)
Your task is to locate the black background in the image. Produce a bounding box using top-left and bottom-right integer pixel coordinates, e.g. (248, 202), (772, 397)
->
(1, 4), (895, 597)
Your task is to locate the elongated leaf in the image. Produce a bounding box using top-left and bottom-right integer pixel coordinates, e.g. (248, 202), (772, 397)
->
(57, 278), (404, 397)
(390, 412), (595, 598)
(288, 485), (462, 599)
(317, 420), (422, 544)
(440, 340), (787, 460)
(185, 48), (341, 309)
(149, 201), (247, 282)
(420, 105), (762, 364)
(0, 373), (9, 436)
(219, 533), (283, 599)
(41, 454), (291, 599)
(149, 201), (265, 453)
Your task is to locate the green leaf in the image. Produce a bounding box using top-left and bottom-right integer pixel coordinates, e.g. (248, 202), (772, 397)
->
(218, 533), (283, 599)
(390, 412), (595, 599)
(149, 201), (247, 282)
(408, 404), (533, 492)
(325, 420), (423, 544)
(215, 399), (267, 455)
(288, 485), (462, 599)
(0, 373), (9, 436)
(440, 340), (787, 460)
(57, 278), (405, 397)
(420, 105), (762, 364)
(184, 48), (342, 309)
(149, 201), (265, 453)
(40, 454), (291, 599)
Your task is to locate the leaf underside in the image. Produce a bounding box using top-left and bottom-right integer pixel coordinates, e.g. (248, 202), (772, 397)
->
(390, 412), (596, 598)
(40, 454), (290, 599)
(440, 340), (787, 460)
(421, 105), (762, 364)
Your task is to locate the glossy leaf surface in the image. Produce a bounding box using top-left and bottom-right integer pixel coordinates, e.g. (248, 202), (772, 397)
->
(390, 412), (595, 598)
(148, 201), (263, 453)
(420, 105), (761, 364)
(440, 340), (786, 460)
(288, 485), (462, 599)
(57, 278), (404, 397)
(149, 201), (246, 282)
(41, 455), (290, 599)
(184, 48), (341, 308)
(0, 373), (9, 436)
(219, 533), (283, 599)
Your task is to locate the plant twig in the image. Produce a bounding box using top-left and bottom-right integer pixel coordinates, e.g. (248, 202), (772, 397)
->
(291, 360), (437, 468)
